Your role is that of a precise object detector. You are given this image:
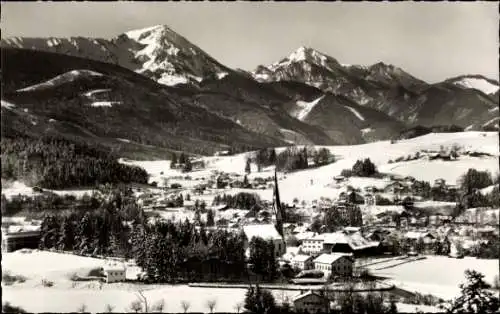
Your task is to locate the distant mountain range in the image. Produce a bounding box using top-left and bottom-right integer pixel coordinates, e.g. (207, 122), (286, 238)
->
(1, 25), (498, 158)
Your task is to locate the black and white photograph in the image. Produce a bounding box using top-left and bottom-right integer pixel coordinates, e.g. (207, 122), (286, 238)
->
(1, 2), (499, 313)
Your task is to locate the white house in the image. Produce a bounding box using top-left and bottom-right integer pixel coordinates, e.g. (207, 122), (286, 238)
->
(102, 263), (126, 283)
(313, 253), (354, 278)
(301, 233), (326, 254)
(291, 254), (314, 271)
(243, 224), (285, 257)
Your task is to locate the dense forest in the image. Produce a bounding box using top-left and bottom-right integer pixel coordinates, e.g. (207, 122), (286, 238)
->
(253, 146), (334, 172)
(212, 192), (262, 211)
(37, 209), (279, 283)
(1, 136), (149, 189)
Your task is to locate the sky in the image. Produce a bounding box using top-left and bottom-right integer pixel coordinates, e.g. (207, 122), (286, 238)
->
(2, 2), (498, 83)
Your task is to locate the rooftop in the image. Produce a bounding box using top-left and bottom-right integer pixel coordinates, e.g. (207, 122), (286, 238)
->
(243, 224), (282, 241)
(292, 290), (327, 302)
(292, 254), (314, 262)
(314, 253), (353, 264)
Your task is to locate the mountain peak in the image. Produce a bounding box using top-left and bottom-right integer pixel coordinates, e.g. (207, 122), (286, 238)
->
(124, 24), (173, 40)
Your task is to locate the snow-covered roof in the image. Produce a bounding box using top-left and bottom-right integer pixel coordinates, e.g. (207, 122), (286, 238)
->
(103, 262), (126, 272)
(323, 231), (379, 250)
(5, 225), (41, 233)
(243, 224), (282, 241)
(404, 231), (434, 239)
(292, 290), (327, 302)
(313, 253), (353, 265)
(295, 231), (316, 241)
(292, 254), (314, 263)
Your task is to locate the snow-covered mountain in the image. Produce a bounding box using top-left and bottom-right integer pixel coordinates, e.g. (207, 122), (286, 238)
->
(1, 25), (230, 86)
(252, 47), (499, 130)
(445, 75), (499, 96)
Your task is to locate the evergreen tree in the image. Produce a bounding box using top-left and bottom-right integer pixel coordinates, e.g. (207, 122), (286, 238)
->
(76, 212), (94, 255)
(269, 148), (277, 165)
(183, 158), (192, 172)
(248, 237), (277, 281)
(194, 210), (202, 226)
(243, 175), (249, 188)
(244, 285), (277, 314)
(179, 152), (187, 165)
(206, 209), (215, 227)
(245, 158), (251, 174)
(443, 270), (499, 313)
(170, 153), (178, 168)
(57, 216), (76, 251)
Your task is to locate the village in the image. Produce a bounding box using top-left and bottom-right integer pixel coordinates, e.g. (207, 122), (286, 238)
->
(2, 132), (499, 313)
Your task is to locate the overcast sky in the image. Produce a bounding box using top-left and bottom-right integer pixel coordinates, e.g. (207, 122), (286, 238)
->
(2, 2), (498, 83)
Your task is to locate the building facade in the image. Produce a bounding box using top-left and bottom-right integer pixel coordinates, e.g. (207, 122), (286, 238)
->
(293, 291), (330, 313)
(313, 253), (354, 278)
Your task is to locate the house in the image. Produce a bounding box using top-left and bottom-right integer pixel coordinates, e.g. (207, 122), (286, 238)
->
(102, 263), (126, 283)
(291, 254), (314, 270)
(404, 231), (436, 246)
(384, 181), (405, 194)
(323, 231), (380, 256)
(1, 225), (41, 253)
(333, 175), (346, 184)
(214, 150), (230, 156)
(293, 290), (330, 313)
(364, 193), (376, 207)
(313, 253), (354, 278)
(302, 234), (326, 254)
(434, 178), (446, 188)
(190, 158), (205, 170)
(243, 224), (285, 257)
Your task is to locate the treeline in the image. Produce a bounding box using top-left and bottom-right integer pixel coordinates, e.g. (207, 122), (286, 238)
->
(1, 136), (149, 189)
(2, 184), (141, 218)
(212, 192), (262, 210)
(37, 190), (145, 258)
(341, 158), (378, 178)
(253, 146), (334, 172)
(395, 125), (464, 140)
(311, 204), (363, 233)
(131, 220), (278, 283)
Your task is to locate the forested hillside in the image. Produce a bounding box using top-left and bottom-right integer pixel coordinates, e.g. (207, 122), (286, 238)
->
(1, 136), (149, 189)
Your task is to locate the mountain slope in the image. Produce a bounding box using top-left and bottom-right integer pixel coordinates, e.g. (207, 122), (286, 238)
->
(1, 25), (230, 87)
(445, 74), (499, 96)
(253, 47), (499, 130)
(1, 48), (285, 158)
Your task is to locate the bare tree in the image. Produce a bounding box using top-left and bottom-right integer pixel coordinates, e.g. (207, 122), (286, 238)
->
(234, 302), (243, 314)
(129, 300), (142, 313)
(181, 300), (191, 313)
(152, 299), (165, 312)
(104, 304), (115, 313)
(136, 289), (149, 313)
(206, 299), (217, 313)
(77, 303), (87, 313)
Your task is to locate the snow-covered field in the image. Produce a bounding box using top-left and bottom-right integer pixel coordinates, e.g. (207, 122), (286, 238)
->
(369, 255), (499, 300)
(120, 132), (499, 205)
(2, 251), (291, 313)
(380, 157), (499, 184)
(3, 250), (453, 313)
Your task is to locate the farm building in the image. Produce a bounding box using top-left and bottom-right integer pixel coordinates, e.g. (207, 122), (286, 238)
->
(102, 263), (126, 283)
(323, 231), (380, 256)
(1, 225), (41, 253)
(313, 253), (354, 278)
(293, 290), (330, 313)
(291, 254), (314, 271)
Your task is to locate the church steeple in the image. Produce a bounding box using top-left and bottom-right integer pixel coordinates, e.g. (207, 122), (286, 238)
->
(273, 170), (284, 237)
